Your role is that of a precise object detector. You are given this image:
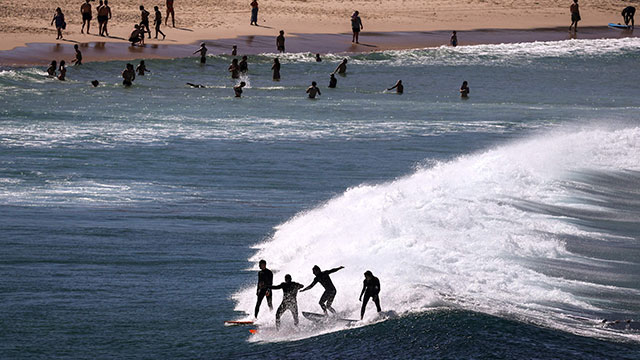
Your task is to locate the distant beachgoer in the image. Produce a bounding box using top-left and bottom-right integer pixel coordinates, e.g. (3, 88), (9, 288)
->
(328, 73), (337, 88)
(122, 63), (135, 86)
(254, 259), (273, 317)
(140, 6), (152, 38)
(460, 80), (469, 98)
(276, 30), (285, 53)
(570, 0), (581, 32)
(351, 11), (363, 44)
(194, 43), (207, 63)
(129, 24), (144, 46)
(450, 31), (458, 47)
(359, 271), (381, 320)
(232, 45), (238, 56)
(622, 6), (636, 28)
(96, 1), (104, 35)
(51, 8), (66, 40)
(73, 44), (82, 65)
(136, 60), (150, 76)
(166, 0), (175, 27)
(91, 80), (99, 87)
(270, 274), (304, 330)
(272, 58), (280, 80)
(229, 58), (240, 79)
(333, 58), (348, 75)
(100, 0), (112, 36)
(234, 81), (246, 97)
(315, 53), (322, 62)
(80, 0), (92, 34)
(186, 82), (206, 88)
(154, 6), (166, 39)
(58, 60), (66, 81)
(250, 0), (259, 26)
(387, 80), (403, 94)
(239, 56), (249, 73)
(47, 60), (57, 77)
(305, 81), (322, 99)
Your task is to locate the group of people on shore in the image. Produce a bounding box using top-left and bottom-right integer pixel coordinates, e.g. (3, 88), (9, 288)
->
(254, 260), (382, 329)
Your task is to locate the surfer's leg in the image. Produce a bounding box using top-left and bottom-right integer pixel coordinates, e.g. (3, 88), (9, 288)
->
(319, 292), (328, 313)
(275, 303), (286, 330)
(325, 291), (337, 314)
(255, 290), (266, 317)
(291, 304), (299, 326)
(373, 294), (381, 312)
(361, 294), (370, 319)
(266, 291), (273, 310)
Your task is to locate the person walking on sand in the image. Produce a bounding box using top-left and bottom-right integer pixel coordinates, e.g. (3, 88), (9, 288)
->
(154, 6), (166, 39)
(300, 265), (344, 313)
(80, 0), (92, 34)
(166, 0), (175, 27)
(460, 80), (470, 98)
(359, 271), (381, 320)
(58, 60), (67, 81)
(254, 260), (273, 317)
(72, 44), (82, 65)
(622, 6), (635, 28)
(450, 31), (458, 47)
(569, 0), (581, 32)
(276, 30), (285, 53)
(333, 58), (348, 75)
(193, 43), (207, 63)
(271, 58), (281, 80)
(270, 274), (304, 330)
(229, 58), (240, 79)
(140, 6), (152, 39)
(136, 60), (150, 76)
(122, 63), (135, 86)
(234, 81), (246, 97)
(387, 80), (403, 94)
(51, 8), (66, 40)
(100, 0), (112, 36)
(250, 0), (259, 26)
(328, 73), (337, 88)
(351, 11), (363, 44)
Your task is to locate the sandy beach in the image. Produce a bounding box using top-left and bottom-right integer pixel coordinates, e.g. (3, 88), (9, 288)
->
(0, 0), (636, 64)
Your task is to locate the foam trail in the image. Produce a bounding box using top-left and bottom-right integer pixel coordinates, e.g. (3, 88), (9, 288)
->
(235, 126), (640, 341)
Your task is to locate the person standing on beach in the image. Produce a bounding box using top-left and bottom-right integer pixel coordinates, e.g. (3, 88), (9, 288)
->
(450, 31), (458, 47)
(229, 58), (240, 78)
(387, 80), (403, 94)
(72, 44), (82, 65)
(250, 0), (259, 26)
(569, 0), (580, 32)
(51, 8), (66, 40)
(166, 0), (175, 27)
(122, 63), (135, 86)
(351, 11), (363, 44)
(100, 0), (112, 36)
(328, 73), (337, 88)
(96, 1), (104, 35)
(272, 58), (281, 80)
(80, 0), (92, 34)
(154, 6), (166, 39)
(333, 58), (348, 75)
(276, 30), (285, 53)
(460, 81), (470, 98)
(622, 6), (635, 28)
(58, 60), (67, 81)
(359, 271), (381, 320)
(193, 43), (207, 63)
(254, 260), (273, 318)
(234, 82), (246, 97)
(239, 56), (249, 73)
(270, 274), (304, 330)
(140, 6), (152, 38)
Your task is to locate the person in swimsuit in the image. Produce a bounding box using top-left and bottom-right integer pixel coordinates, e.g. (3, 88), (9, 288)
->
(100, 0), (112, 36)
(254, 260), (273, 317)
(300, 265), (344, 313)
(239, 56), (249, 73)
(122, 63), (135, 87)
(622, 6), (636, 28)
(270, 274), (304, 330)
(234, 82), (246, 97)
(57, 60), (67, 81)
(570, 0), (580, 32)
(250, 0), (259, 26)
(154, 6), (166, 39)
(129, 24), (144, 46)
(96, 1), (104, 35)
(359, 271), (381, 320)
(47, 60), (57, 77)
(166, 0), (175, 27)
(276, 30), (285, 53)
(315, 53), (322, 62)
(333, 58), (348, 75)
(460, 80), (470, 98)
(328, 73), (337, 88)
(136, 60), (150, 76)
(193, 43), (207, 63)
(229, 58), (240, 79)
(80, 0), (92, 34)
(51, 8), (65, 40)
(140, 6), (152, 39)
(72, 44), (82, 65)
(272, 58), (280, 81)
(450, 31), (458, 47)
(351, 11), (363, 44)
(387, 80), (403, 94)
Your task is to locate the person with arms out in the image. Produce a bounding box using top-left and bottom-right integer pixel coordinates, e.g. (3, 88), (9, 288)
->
(276, 30), (285, 53)
(72, 44), (82, 65)
(100, 0), (112, 36)
(450, 31), (458, 47)
(166, 0), (175, 27)
(136, 60), (150, 76)
(272, 58), (280, 81)
(622, 6), (635, 28)
(194, 43), (207, 63)
(154, 6), (166, 39)
(328, 73), (337, 88)
(569, 0), (580, 32)
(250, 0), (259, 26)
(270, 274), (304, 330)
(51, 8), (66, 40)
(300, 265), (344, 313)
(254, 260), (273, 317)
(80, 0), (92, 34)
(387, 80), (403, 94)
(460, 80), (470, 98)
(351, 11), (363, 43)
(333, 58), (348, 75)
(359, 271), (381, 320)
(140, 6), (152, 39)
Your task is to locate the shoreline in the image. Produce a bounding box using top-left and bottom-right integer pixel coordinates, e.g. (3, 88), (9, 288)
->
(0, 26), (636, 66)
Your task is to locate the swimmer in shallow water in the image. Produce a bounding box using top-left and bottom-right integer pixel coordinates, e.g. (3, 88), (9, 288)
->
(122, 63), (135, 86)
(387, 80), (403, 94)
(57, 60), (66, 81)
(234, 81), (246, 97)
(136, 60), (150, 76)
(47, 60), (57, 77)
(186, 82), (206, 88)
(272, 58), (281, 81)
(333, 58), (348, 75)
(229, 58), (240, 79)
(91, 80), (99, 87)
(306, 81), (321, 99)
(194, 43), (207, 64)
(328, 73), (337, 88)
(72, 44), (82, 65)
(450, 31), (458, 47)
(460, 80), (469, 98)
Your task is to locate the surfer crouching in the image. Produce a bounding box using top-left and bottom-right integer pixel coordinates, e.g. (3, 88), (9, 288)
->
(270, 274), (304, 330)
(300, 265), (344, 314)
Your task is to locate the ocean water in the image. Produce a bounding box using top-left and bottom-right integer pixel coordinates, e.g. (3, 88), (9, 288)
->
(1, 37), (640, 359)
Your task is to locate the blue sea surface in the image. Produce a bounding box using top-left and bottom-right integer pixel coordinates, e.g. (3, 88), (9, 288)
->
(1, 38), (640, 359)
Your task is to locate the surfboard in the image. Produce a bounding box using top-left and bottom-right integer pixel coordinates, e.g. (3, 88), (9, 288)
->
(224, 320), (254, 326)
(608, 23), (631, 29)
(302, 311), (358, 324)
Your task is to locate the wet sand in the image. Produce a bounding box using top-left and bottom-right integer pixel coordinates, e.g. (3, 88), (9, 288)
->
(0, 26), (636, 66)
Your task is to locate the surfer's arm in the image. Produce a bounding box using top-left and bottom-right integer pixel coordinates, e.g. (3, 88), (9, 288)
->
(301, 279), (318, 292)
(270, 283), (283, 290)
(326, 266), (344, 274)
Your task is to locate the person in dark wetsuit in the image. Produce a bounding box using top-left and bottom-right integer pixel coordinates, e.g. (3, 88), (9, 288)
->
(254, 259), (273, 318)
(300, 265), (344, 314)
(270, 274), (304, 330)
(359, 270), (381, 319)
(622, 6), (636, 28)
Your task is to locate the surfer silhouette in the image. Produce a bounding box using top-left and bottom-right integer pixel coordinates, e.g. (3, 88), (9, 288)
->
(359, 270), (381, 319)
(300, 265), (344, 314)
(270, 274), (304, 330)
(254, 259), (273, 318)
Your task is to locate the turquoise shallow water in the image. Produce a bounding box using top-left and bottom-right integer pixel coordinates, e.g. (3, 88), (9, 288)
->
(1, 38), (640, 358)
